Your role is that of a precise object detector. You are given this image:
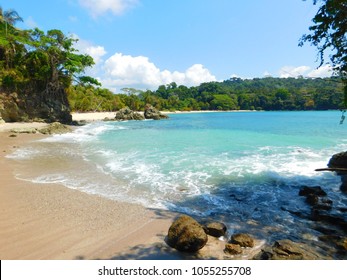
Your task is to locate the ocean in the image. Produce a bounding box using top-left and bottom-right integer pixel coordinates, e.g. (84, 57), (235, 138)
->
(8, 111), (347, 242)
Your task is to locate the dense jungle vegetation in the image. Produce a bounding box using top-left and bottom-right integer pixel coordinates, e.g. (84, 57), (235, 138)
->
(67, 77), (344, 112)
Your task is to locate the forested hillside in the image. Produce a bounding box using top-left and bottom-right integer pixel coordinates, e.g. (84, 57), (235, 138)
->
(68, 77), (344, 112)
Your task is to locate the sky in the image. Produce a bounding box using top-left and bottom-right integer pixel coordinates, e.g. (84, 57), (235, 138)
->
(4, 0), (332, 92)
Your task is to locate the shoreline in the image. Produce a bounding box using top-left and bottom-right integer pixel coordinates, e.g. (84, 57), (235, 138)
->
(0, 131), (179, 260)
(0, 129), (235, 260)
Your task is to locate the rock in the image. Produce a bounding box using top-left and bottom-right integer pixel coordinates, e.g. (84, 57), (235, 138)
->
(10, 128), (38, 134)
(229, 233), (254, 248)
(115, 107), (144, 121)
(204, 222), (227, 237)
(144, 104), (168, 120)
(253, 239), (325, 260)
(328, 151), (347, 169)
(319, 235), (347, 251)
(167, 215), (208, 252)
(224, 244), (242, 255)
(299, 186), (327, 197)
(306, 194), (333, 211)
(327, 152), (347, 192)
(38, 122), (73, 135)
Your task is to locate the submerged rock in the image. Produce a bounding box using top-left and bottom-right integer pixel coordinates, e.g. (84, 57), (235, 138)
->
(167, 215), (208, 252)
(229, 233), (255, 248)
(204, 222), (227, 238)
(115, 107), (144, 121)
(254, 239), (327, 260)
(144, 104), (168, 120)
(299, 186), (327, 197)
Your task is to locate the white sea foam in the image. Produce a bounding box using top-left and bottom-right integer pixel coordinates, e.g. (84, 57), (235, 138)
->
(6, 147), (41, 160)
(39, 122), (124, 143)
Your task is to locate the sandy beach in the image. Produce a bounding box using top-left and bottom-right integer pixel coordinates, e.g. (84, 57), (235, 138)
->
(0, 120), (180, 260)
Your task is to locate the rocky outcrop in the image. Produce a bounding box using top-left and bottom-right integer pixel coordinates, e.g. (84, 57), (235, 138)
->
(253, 239), (326, 260)
(144, 104), (168, 120)
(229, 233), (255, 248)
(0, 90), (72, 124)
(327, 151), (347, 192)
(167, 215), (208, 252)
(115, 107), (144, 121)
(204, 222), (227, 238)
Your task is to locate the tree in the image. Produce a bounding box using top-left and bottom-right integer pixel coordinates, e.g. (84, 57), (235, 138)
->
(0, 7), (23, 36)
(299, 0), (347, 105)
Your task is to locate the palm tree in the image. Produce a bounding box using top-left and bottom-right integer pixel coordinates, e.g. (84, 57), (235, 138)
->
(0, 6), (23, 36)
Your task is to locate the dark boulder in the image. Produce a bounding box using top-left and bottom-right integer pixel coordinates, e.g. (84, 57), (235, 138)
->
(204, 222), (227, 238)
(144, 104), (168, 120)
(115, 107), (144, 121)
(299, 186), (327, 197)
(229, 233), (254, 248)
(327, 151), (347, 192)
(167, 215), (208, 252)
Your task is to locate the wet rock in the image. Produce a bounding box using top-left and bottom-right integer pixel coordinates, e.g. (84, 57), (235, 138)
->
(229, 233), (254, 248)
(144, 104), (168, 120)
(306, 194), (333, 211)
(311, 211), (347, 232)
(224, 244), (242, 255)
(115, 107), (144, 121)
(167, 215), (208, 253)
(319, 235), (347, 252)
(253, 239), (325, 260)
(38, 122), (73, 135)
(327, 151), (347, 192)
(328, 151), (347, 169)
(204, 222), (227, 238)
(299, 186), (327, 197)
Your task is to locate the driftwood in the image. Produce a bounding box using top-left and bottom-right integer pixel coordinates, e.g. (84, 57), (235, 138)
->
(315, 167), (347, 172)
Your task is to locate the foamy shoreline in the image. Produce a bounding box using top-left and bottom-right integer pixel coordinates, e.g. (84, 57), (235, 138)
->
(0, 126), (231, 260)
(0, 130), (180, 259)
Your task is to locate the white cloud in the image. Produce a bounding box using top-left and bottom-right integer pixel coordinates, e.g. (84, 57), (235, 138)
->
(102, 53), (216, 91)
(73, 36), (107, 65)
(78, 0), (139, 17)
(307, 64), (333, 78)
(279, 66), (311, 78)
(279, 65), (333, 78)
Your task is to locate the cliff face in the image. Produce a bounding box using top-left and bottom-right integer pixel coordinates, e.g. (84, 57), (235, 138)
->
(0, 89), (72, 124)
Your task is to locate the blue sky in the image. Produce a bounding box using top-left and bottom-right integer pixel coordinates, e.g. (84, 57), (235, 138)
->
(4, 0), (331, 92)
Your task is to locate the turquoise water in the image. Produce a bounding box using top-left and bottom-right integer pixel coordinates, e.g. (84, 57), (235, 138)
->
(9, 111), (347, 241)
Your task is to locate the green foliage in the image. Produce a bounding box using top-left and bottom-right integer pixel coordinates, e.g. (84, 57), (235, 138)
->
(0, 10), (97, 93)
(67, 77), (344, 113)
(300, 0), (347, 105)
